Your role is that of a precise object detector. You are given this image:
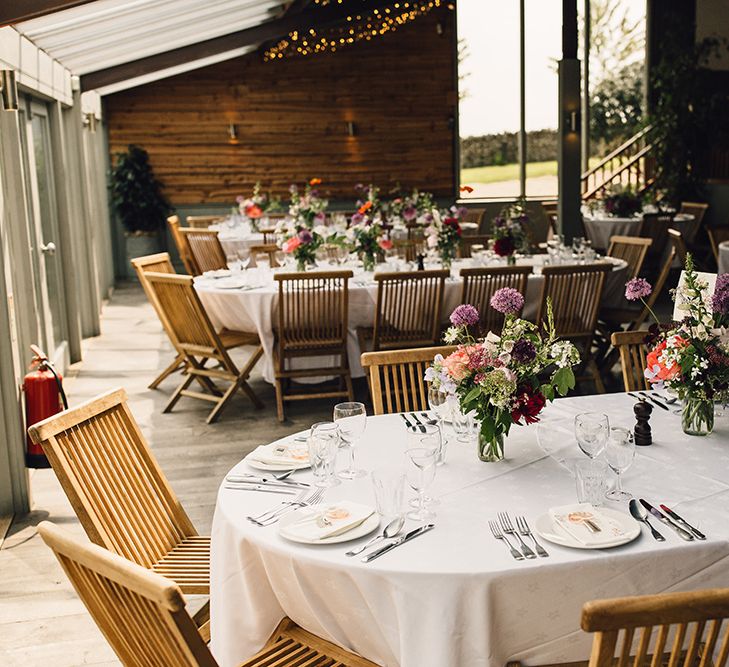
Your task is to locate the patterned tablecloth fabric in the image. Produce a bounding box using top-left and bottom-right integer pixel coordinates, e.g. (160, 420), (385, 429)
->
(210, 393), (729, 667)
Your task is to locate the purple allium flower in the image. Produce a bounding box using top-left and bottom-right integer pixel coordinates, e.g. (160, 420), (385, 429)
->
(625, 277), (652, 301)
(712, 274), (729, 314)
(457, 206), (469, 219)
(490, 287), (525, 315)
(403, 206), (417, 221)
(450, 304), (480, 327)
(493, 216), (506, 229)
(297, 229), (313, 244)
(423, 212), (434, 224)
(351, 212), (364, 225)
(313, 211), (326, 224)
(512, 338), (536, 364)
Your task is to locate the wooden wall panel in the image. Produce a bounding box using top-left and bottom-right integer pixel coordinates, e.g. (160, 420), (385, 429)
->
(105, 9), (457, 205)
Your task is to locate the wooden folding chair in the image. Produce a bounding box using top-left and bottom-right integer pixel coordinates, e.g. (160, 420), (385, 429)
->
(460, 266), (531, 334)
(707, 226), (729, 265)
(180, 229), (227, 274)
(365, 270), (449, 352)
(28, 389), (212, 640)
(131, 252), (187, 390)
(168, 215), (199, 275)
(668, 227), (688, 266)
(458, 234), (492, 258)
(679, 201), (709, 244)
(186, 214), (224, 229)
(538, 264), (611, 393)
(145, 272), (263, 423)
(610, 330), (650, 392)
(361, 345), (456, 415)
(39, 522), (378, 667)
(606, 235), (652, 279)
(249, 243), (281, 267)
(273, 271), (354, 422)
(582, 588), (729, 667)
(259, 228), (277, 245)
(640, 212), (675, 263)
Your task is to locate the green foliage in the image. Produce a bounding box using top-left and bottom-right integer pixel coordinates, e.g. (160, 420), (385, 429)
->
(109, 145), (171, 234)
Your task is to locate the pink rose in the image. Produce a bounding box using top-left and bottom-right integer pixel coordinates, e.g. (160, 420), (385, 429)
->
(282, 237), (302, 253)
(442, 349), (470, 382)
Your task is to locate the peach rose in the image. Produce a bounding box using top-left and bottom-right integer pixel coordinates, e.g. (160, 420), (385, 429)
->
(442, 348), (470, 382)
(282, 237), (302, 253)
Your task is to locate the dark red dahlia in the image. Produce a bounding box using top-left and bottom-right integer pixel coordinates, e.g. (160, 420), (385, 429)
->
(493, 236), (515, 257)
(510, 384), (546, 425)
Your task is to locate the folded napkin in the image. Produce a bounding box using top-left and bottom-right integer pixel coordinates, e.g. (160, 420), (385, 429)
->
(202, 269), (231, 279)
(215, 277), (249, 289)
(549, 503), (628, 547)
(283, 501), (375, 541)
(246, 442), (309, 467)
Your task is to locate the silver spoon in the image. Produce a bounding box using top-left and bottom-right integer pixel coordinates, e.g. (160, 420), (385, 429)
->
(629, 499), (665, 541)
(345, 515), (405, 557)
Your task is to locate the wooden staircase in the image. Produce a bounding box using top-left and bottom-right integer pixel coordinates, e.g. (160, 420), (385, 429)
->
(581, 125), (655, 200)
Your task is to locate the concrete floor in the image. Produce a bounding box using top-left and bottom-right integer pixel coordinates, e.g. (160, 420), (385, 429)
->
(0, 283), (341, 667)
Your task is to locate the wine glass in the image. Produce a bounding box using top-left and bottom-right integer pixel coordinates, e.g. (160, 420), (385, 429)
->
(405, 447), (438, 522)
(427, 386), (449, 464)
(314, 246), (330, 268)
(237, 248), (251, 270)
(226, 254), (240, 273)
(407, 426), (441, 508)
(574, 412), (609, 460)
(308, 422), (341, 488)
(334, 402), (367, 479)
(255, 252), (270, 272)
(604, 427), (635, 501)
(274, 250), (286, 269)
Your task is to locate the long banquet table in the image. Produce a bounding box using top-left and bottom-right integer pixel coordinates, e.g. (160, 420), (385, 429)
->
(210, 393), (729, 667)
(195, 257), (627, 384)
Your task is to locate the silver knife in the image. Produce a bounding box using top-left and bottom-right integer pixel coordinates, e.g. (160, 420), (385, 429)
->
(223, 484), (299, 494)
(640, 500), (694, 541)
(226, 475), (310, 488)
(361, 524), (435, 562)
(638, 391), (669, 411)
(660, 504), (706, 540)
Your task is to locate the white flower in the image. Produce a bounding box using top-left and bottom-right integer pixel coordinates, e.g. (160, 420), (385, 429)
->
(443, 327), (460, 344)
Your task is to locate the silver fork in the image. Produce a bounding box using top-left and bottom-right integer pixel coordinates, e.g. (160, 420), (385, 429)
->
(250, 488), (325, 527)
(516, 515), (549, 558)
(489, 520), (524, 560)
(499, 512), (536, 559)
(247, 489), (309, 525)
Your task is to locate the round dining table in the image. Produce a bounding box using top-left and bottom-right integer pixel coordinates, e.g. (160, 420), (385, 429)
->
(210, 393), (729, 667)
(718, 240), (729, 274)
(195, 256), (628, 384)
(582, 212), (696, 251)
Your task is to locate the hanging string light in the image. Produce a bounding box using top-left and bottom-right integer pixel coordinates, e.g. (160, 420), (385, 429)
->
(263, 0), (453, 61)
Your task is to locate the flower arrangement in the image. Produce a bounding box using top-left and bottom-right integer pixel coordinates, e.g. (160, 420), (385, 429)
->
(353, 183), (383, 222)
(347, 216), (389, 271)
(491, 202), (529, 262)
(386, 187), (436, 224)
(635, 256), (729, 435)
(425, 205), (468, 268)
(426, 292), (580, 462)
(236, 182), (280, 230)
(602, 185), (643, 218)
(289, 178), (329, 225)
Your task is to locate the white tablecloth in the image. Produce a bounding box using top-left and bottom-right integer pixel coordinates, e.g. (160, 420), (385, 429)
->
(719, 241), (729, 274)
(583, 213), (695, 250)
(195, 257), (627, 384)
(210, 393), (729, 667)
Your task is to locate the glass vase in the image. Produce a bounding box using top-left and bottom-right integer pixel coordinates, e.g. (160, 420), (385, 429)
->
(362, 252), (376, 272)
(477, 431), (504, 462)
(507, 255), (516, 266)
(681, 397), (714, 436)
(296, 257), (307, 272)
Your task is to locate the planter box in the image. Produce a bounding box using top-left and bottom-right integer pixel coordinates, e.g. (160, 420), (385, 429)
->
(125, 232), (161, 280)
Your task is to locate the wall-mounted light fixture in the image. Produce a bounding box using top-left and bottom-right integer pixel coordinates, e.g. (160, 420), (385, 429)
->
(0, 70), (19, 111)
(228, 123), (239, 144)
(565, 109), (580, 135)
(83, 112), (97, 133)
(346, 121), (356, 137)
(436, 21), (444, 35)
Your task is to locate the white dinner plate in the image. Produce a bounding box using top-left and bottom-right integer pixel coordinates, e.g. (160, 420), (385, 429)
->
(534, 508), (640, 549)
(278, 506), (380, 545)
(244, 457), (310, 472)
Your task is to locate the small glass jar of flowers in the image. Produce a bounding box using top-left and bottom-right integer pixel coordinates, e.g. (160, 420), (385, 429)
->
(602, 184), (643, 218)
(491, 202), (529, 265)
(288, 178), (329, 226)
(425, 205), (468, 269)
(348, 212), (389, 272)
(629, 256), (729, 436)
(235, 182), (279, 231)
(425, 289), (581, 462)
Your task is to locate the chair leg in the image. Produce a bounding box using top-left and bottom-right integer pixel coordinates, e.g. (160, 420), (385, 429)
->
(149, 353), (185, 390)
(164, 373), (195, 413)
(206, 379), (243, 424)
(274, 378), (285, 422)
(192, 600), (210, 643)
(344, 370), (354, 402)
(589, 358), (606, 394)
(236, 346), (264, 409)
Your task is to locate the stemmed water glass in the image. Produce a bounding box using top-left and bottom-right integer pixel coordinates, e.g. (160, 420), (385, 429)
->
(334, 402), (367, 479)
(427, 385), (449, 464)
(226, 254), (241, 273)
(255, 252), (271, 272)
(407, 426), (441, 508)
(574, 412), (609, 460)
(308, 422), (341, 488)
(604, 427), (635, 501)
(237, 248), (251, 270)
(405, 446), (438, 522)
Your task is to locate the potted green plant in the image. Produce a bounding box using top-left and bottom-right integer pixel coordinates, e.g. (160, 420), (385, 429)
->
(109, 145), (171, 275)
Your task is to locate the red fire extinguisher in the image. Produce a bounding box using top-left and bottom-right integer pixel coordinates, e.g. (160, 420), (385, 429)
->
(24, 345), (68, 468)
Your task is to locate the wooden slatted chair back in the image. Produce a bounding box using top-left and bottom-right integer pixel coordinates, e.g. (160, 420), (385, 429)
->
(372, 270), (449, 351)
(607, 235), (652, 279)
(361, 346), (456, 415)
(460, 266), (531, 333)
(708, 227), (729, 264)
(582, 588), (729, 667)
(131, 252), (177, 321)
(459, 235), (492, 258)
(631, 247), (676, 330)
(28, 388), (197, 568)
(393, 239), (419, 262)
(274, 271), (352, 352)
(180, 229), (227, 274)
(167, 215), (199, 275)
(640, 212), (674, 257)
(39, 522), (215, 667)
(668, 227), (688, 266)
(259, 228), (277, 244)
(144, 272), (226, 356)
(250, 243), (281, 267)
(610, 330), (650, 392)
(538, 264), (611, 343)
(186, 215), (224, 229)
(679, 201), (709, 244)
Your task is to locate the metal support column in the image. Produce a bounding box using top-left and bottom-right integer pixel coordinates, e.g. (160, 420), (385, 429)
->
(581, 0), (590, 173)
(518, 0), (527, 199)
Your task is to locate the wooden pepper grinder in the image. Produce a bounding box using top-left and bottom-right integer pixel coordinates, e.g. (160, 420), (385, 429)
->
(633, 400), (653, 446)
(416, 253), (425, 271)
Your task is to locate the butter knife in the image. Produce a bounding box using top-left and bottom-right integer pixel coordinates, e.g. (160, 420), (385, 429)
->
(399, 414), (416, 430)
(226, 475), (310, 488)
(640, 500), (694, 541)
(361, 524), (435, 562)
(660, 505), (706, 540)
(223, 484), (298, 494)
(638, 391), (669, 411)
